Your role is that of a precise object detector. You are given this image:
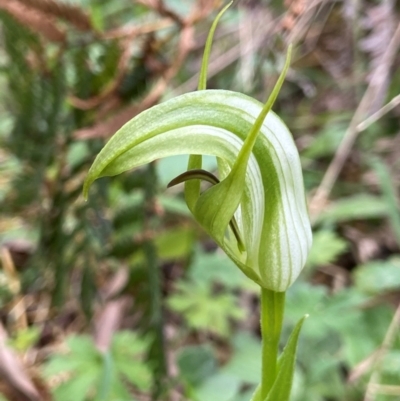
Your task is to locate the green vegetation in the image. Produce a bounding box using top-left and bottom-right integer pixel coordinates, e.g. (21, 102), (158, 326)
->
(1, 1), (400, 401)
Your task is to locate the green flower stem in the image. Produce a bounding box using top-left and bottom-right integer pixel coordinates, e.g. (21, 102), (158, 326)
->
(260, 287), (285, 399)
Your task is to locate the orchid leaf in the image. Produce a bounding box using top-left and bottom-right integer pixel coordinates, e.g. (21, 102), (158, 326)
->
(264, 316), (307, 401)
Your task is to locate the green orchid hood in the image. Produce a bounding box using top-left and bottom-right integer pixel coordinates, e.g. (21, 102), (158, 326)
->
(83, 86), (312, 291)
(84, 4), (312, 292)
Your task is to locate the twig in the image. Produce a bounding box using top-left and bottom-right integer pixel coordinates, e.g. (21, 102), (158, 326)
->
(363, 303), (400, 401)
(367, 384), (400, 396)
(0, 0), (66, 43)
(14, 0), (93, 31)
(74, 24), (194, 139)
(0, 322), (42, 401)
(356, 94), (400, 132)
(103, 18), (174, 40)
(174, 10), (273, 95)
(310, 21), (400, 220)
(0, 247), (27, 331)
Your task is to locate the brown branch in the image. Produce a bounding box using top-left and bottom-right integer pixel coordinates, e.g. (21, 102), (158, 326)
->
(310, 21), (400, 221)
(74, 24), (195, 139)
(103, 17), (173, 40)
(0, 323), (43, 401)
(69, 38), (134, 110)
(13, 0), (93, 31)
(0, 0), (66, 43)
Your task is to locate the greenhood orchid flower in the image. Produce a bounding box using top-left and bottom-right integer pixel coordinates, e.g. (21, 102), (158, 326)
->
(83, 8), (312, 293)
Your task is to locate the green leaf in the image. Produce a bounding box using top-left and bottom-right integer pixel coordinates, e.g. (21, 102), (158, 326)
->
(306, 230), (348, 269)
(315, 194), (388, 224)
(264, 316), (307, 401)
(66, 335), (99, 358)
(189, 250), (254, 290)
(339, 304), (392, 367)
(112, 331), (151, 391)
(354, 257), (400, 294)
(154, 227), (195, 260)
(167, 280), (244, 337)
(194, 373), (241, 401)
(302, 120), (346, 159)
(52, 368), (100, 401)
(286, 283), (365, 341)
(8, 326), (40, 352)
(177, 344), (217, 386)
(44, 335), (101, 378)
(222, 333), (261, 384)
(158, 194), (191, 216)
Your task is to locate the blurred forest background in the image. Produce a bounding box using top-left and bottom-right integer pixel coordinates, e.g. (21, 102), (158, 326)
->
(1, 0), (400, 400)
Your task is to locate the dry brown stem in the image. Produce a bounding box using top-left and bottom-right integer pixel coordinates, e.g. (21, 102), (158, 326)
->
(0, 323), (44, 401)
(0, 0), (66, 43)
(0, 247), (28, 332)
(70, 18), (178, 110)
(310, 20), (400, 221)
(14, 0), (92, 31)
(69, 38), (134, 110)
(363, 303), (400, 401)
(93, 269), (130, 353)
(74, 24), (195, 139)
(103, 18), (173, 40)
(72, 0), (219, 138)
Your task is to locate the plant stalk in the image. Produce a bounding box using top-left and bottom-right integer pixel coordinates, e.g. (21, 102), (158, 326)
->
(260, 287), (285, 399)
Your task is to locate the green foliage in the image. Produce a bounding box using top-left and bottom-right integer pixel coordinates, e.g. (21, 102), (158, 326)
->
(167, 279), (244, 337)
(44, 332), (151, 401)
(177, 334), (262, 401)
(306, 229), (348, 269)
(2, 2), (400, 401)
(222, 333), (261, 385)
(154, 227), (195, 261)
(316, 194), (389, 224)
(354, 257), (400, 294)
(188, 250), (255, 290)
(194, 373), (241, 401)
(7, 326), (40, 352)
(285, 282), (393, 401)
(173, 279), (398, 401)
(177, 345), (217, 386)
(302, 118), (347, 159)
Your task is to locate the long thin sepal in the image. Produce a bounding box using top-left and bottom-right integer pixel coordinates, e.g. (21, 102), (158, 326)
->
(186, 1), (232, 213)
(197, 1), (233, 91)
